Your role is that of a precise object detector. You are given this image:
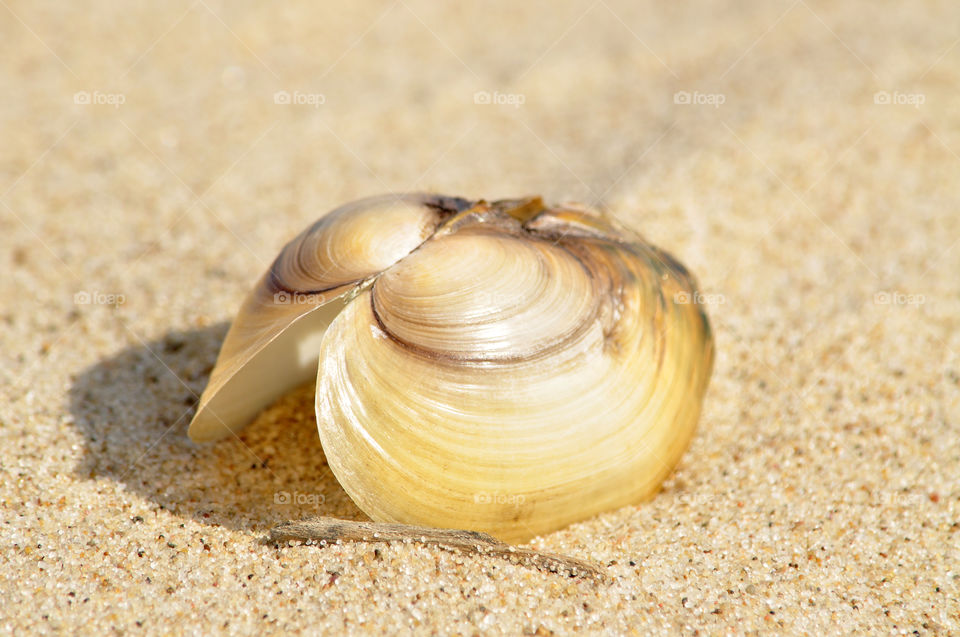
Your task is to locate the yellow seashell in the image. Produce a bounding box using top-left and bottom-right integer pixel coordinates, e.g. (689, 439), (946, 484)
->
(189, 193), (713, 542)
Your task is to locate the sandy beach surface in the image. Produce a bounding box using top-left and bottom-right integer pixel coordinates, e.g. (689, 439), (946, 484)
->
(3, 0), (959, 634)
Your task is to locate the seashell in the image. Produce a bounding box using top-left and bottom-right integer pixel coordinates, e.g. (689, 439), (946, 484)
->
(189, 193), (714, 542)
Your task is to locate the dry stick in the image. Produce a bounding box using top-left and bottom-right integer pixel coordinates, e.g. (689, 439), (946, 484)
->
(269, 517), (608, 582)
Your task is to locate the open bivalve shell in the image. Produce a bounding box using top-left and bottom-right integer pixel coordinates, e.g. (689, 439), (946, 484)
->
(189, 193), (714, 542)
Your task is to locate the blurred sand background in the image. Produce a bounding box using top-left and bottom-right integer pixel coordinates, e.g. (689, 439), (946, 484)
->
(3, 0), (960, 633)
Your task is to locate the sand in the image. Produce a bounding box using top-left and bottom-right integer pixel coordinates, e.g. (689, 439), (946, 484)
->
(3, 0), (959, 634)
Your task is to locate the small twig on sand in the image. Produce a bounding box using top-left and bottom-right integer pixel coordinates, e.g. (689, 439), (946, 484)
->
(268, 517), (608, 581)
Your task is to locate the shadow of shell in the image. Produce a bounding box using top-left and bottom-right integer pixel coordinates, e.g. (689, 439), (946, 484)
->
(67, 323), (365, 532)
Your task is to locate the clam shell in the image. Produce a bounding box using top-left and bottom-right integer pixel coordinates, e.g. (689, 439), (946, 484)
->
(189, 194), (713, 542)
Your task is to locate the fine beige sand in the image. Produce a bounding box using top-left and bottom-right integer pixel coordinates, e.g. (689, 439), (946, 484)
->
(3, 1), (959, 634)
